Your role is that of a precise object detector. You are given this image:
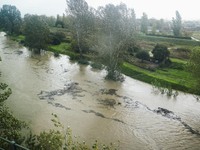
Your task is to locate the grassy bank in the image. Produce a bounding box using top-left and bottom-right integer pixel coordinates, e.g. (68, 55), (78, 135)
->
(48, 42), (78, 58)
(48, 43), (92, 61)
(49, 43), (195, 94)
(121, 61), (195, 93)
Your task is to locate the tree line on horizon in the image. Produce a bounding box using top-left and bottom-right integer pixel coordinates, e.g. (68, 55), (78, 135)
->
(0, 2), (184, 37)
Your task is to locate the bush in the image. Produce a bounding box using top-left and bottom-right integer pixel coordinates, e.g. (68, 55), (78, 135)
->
(49, 32), (66, 45)
(152, 44), (170, 63)
(136, 50), (150, 62)
(71, 39), (90, 54)
(127, 43), (141, 55)
(106, 70), (124, 82)
(54, 52), (60, 57)
(91, 62), (104, 70)
(68, 53), (80, 60)
(78, 59), (89, 65)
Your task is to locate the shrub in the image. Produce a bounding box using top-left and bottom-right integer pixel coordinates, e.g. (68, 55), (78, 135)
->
(91, 62), (104, 70)
(71, 39), (90, 54)
(136, 50), (150, 62)
(49, 32), (66, 45)
(54, 52), (60, 57)
(127, 43), (141, 55)
(78, 59), (89, 65)
(152, 44), (170, 63)
(69, 53), (80, 60)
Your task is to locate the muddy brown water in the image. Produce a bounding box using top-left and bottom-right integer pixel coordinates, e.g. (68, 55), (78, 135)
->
(1, 32), (200, 149)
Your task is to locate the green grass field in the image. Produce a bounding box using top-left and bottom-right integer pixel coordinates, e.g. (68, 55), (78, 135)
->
(121, 60), (195, 93)
(138, 34), (200, 47)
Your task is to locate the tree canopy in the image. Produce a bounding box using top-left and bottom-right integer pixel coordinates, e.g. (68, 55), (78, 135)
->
(187, 47), (200, 94)
(23, 14), (50, 52)
(136, 50), (150, 62)
(0, 5), (22, 34)
(152, 44), (170, 63)
(141, 12), (148, 34)
(95, 3), (137, 81)
(172, 11), (182, 37)
(66, 0), (95, 57)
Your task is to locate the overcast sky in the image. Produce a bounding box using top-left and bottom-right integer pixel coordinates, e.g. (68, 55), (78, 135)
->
(0, 0), (199, 20)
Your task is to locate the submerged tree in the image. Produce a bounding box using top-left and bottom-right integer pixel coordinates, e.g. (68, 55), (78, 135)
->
(95, 3), (136, 81)
(172, 11), (182, 37)
(0, 5), (22, 35)
(66, 0), (95, 58)
(23, 14), (50, 53)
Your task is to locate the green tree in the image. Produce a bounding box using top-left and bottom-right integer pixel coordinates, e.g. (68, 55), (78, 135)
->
(136, 50), (150, 62)
(66, 0), (95, 58)
(141, 12), (148, 34)
(55, 14), (65, 28)
(172, 11), (182, 37)
(23, 14), (50, 53)
(152, 44), (170, 63)
(187, 47), (200, 94)
(40, 15), (56, 27)
(0, 5), (22, 34)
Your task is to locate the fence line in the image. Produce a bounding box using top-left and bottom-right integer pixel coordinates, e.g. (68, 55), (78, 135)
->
(0, 137), (29, 150)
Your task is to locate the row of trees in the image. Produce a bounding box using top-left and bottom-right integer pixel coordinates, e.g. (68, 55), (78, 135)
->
(66, 0), (138, 80)
(0, 2), (177, 80)
(0, 5), (51, 53)
(140, 11), (182, 37)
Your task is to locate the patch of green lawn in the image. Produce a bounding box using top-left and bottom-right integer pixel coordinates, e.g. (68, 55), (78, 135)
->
(48, 43), (80, 60)
(49, 43), (71, 52)
(121, 62), (195, 93)
(10, 34), (25, 42)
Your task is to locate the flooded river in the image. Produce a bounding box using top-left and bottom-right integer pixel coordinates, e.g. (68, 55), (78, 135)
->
(1, 32), (200, 149)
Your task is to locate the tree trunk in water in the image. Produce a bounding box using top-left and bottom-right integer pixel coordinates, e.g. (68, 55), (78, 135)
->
(76, 30), (82, 58)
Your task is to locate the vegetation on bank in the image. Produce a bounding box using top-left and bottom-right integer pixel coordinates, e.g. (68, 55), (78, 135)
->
(7, 27), (200, 94)
(1, 3), (200, 93)
(121, 61), (194, 93)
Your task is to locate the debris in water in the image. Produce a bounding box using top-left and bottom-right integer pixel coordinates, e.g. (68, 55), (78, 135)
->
(38, 82), (84, 100)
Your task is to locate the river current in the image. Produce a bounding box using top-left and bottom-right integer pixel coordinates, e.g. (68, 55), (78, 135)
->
(0, 32), (200, 149)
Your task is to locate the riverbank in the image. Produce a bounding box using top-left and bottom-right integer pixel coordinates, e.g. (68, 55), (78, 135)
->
(8, 33), (197, 95)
